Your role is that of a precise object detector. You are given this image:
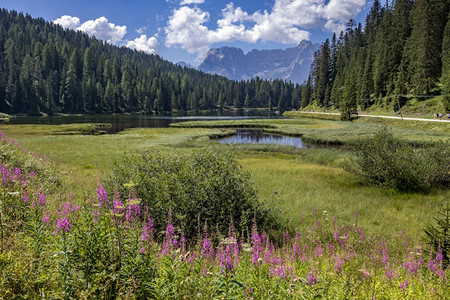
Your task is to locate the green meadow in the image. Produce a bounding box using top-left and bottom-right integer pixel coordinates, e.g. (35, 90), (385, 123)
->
(1, 116), (449, 237)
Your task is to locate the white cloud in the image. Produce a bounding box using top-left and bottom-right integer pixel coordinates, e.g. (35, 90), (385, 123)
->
(78, 17), (127, 44)
(180, 0), (205, 5)
(165, 0), (366, 60)
(53, 15), (80, 30)
(136, 26), (148, 34)
(54, 15), (127, 44)
(126, 35), (159, 54)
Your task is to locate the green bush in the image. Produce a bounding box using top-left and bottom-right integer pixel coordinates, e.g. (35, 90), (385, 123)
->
(103, 150), (278, 240)
(424, 205), (450, 267)
(344, 129), (450, 192)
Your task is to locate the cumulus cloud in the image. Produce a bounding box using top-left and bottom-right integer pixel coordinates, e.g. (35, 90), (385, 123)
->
(126, 35), (159, 54)
(180, 0), (205, 5)
(53, 15), (80, 30)
(78, 17), (127, 44)
(165, 0), (366, 60)
(53, 15), (127, 44)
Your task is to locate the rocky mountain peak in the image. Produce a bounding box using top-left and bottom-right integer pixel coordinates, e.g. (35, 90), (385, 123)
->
(198, 40), (319, 83)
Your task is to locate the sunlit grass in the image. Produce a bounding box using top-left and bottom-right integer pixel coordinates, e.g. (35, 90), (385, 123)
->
(1, 120), (448, 238)
(238, 150), (448, 237)
(0, 125), (222, 190)
(174, 117), (450, 144)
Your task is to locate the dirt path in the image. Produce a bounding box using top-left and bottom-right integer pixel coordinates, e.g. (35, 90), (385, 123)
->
(298, 111), (450, 123)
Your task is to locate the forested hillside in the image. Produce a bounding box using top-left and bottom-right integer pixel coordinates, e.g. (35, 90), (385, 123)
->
(0, 9), (302, 114)
(303, 0), (450, 112)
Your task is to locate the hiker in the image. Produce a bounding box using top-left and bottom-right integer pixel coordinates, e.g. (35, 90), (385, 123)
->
(447, 112), (450, 119)
(439, 112), (443, 120)
(433, 113), (437, 119)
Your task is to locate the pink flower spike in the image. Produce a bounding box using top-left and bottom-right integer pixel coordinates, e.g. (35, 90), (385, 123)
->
(57, 217), (71, 233)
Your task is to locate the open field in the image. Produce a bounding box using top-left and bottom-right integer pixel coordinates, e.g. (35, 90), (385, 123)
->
(1, 117), (449, 237)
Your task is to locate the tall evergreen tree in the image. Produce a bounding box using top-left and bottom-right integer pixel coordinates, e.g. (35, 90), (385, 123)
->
(407, 0), (449, 94)
(441, 12), (450, 110)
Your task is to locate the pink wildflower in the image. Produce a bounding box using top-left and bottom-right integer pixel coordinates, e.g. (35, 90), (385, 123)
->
(96, 186), (108, 206)
(38, 193), (46, 207)
(306, 272), (317, 285)
(57, 217), (71, 233)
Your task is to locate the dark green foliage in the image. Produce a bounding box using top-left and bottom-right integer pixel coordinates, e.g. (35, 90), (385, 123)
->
(104, 150), (278, 240)
(423, 205), (450, 267)
(442, 12), (450, 110)
(345, 129), (450, 192)
(308, 0), (449, 107)
(0, 8), (301, 114)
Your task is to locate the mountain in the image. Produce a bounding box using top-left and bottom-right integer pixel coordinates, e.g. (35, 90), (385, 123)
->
(176, 61), (196, 69)
(198, 40), (319, 84)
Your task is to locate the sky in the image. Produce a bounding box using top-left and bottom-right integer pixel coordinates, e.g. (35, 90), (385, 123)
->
(1, 0), (372, 66)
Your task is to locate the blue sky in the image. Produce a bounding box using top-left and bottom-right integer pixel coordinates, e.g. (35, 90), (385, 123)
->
(1, 0), (371, 66)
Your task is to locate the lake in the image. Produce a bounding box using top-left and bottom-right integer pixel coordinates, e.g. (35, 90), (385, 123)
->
(6, 110), (282, 134)
(218, 130), (310, 148)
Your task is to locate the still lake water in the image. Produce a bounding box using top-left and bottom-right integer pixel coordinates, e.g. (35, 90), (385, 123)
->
(218, 130), (310, 148)
(6, 111), (310, 148)
(6, 110), (281, 134)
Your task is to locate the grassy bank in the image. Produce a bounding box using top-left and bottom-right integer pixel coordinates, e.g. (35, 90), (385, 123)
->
(1, 118), (449, 238)
(174, 117), (450, 145)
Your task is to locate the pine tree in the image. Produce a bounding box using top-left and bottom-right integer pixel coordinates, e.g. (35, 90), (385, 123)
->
(442, 12), (450, 110)
(407, 0), (449, 94)
(301, 76), (312, 108)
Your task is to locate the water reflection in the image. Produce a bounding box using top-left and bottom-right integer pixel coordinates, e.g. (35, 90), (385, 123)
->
(218, 130), (310, 148)
(7, 111), (282, 134)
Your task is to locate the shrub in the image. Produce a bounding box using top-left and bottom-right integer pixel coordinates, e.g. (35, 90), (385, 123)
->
(103, 150), (278, 240)
(424, 205), (450, 267)
(344, 129), (450, 192)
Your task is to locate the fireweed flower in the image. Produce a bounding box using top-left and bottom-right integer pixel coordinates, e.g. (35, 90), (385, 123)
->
(334, 255), (343, 274)
(57, 217), (71, 233)
(306, 272), (317, 285)
(428, 258), (437, 273)
(22, 193), (30, 203)
(38, 193), (46, 207)
(385, 269), (394, 281)
(315, 245), (323, 257)
(42, 211), (51, 226)
(141, 218), (155, 241)
(162, 222), (177, 255)
(14, 167), (21, 178)
(113, 199), (124, 216)
(125, 198), (141, 223)
(399, 280), (409, 292)
(202, 236), (215, 259)
(251, 219), (262, 265)
(362, 269), (371, 281)
(96, 186), (108, 206)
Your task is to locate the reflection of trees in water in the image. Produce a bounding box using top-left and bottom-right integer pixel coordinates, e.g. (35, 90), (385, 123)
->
(227, 130), (308, 148)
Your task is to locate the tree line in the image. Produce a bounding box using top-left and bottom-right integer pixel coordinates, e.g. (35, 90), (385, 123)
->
(302, 0), (450, 117)
(0, 8), (302, 115)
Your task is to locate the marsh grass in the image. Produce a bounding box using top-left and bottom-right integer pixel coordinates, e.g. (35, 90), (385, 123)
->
(175, 117), (450, 145)
(1, 120), (449, 237)
(238, 150), (449, 236)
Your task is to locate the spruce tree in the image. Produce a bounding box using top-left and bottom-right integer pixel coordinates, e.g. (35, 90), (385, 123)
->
(442, 12), (450, 110)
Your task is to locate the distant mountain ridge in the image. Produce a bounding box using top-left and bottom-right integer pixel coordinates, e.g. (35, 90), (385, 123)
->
(198, 40), (319, 84)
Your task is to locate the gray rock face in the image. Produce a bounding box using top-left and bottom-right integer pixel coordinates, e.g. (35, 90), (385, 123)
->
(198, 40), (319, 84)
